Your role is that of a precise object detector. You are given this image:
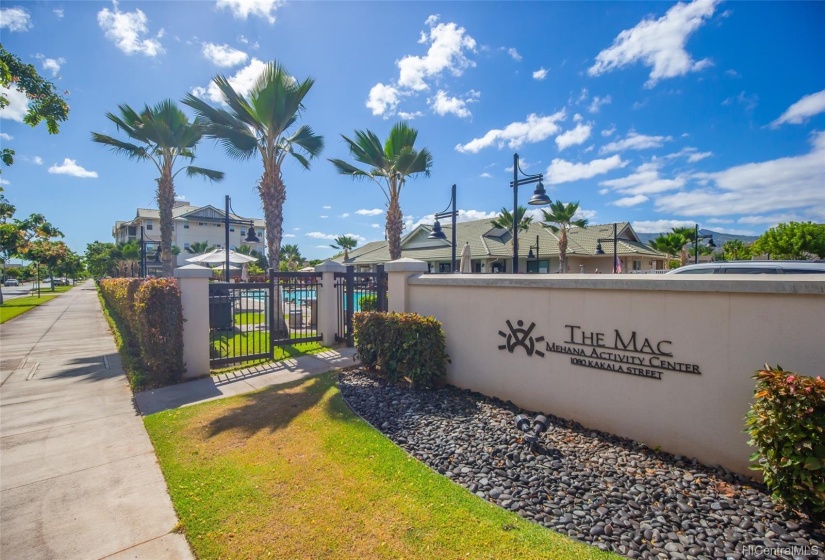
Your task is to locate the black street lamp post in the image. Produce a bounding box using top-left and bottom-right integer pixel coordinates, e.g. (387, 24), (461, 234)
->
(427, 184), (458, 273)
(511, 153), (551, 273)
(139, 225), (161, 278)
(594, 222), (619, 274)
(527, 235), (540, 273)
(224, 195), (261, 282)
(693, 224), (715, 264)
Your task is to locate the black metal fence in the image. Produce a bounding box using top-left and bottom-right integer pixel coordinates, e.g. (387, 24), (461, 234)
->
(208, 271), (322, 368)
(335, 265), (387, 346)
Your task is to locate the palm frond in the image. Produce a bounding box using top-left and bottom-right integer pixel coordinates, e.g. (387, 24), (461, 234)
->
(286, 124), (324, 158)
(186, 166), (225, 181)
(329, 158), (371, 178)
(90, 133), (150, 161)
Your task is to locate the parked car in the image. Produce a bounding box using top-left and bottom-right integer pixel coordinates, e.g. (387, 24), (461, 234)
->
(51, 278), (70, 286)
(4, 279), (20, 286)
(666, 261), (825, 274)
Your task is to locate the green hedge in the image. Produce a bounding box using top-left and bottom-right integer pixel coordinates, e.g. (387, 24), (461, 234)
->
(746, 364), (825, 521)
(99, 278), (184, 389)
(353, 312), (449, 389)
(358, 295), (378, 312)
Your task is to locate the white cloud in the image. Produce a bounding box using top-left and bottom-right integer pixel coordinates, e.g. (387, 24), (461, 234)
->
(32, 156), (43, 165)
(366, 15), (476, 117)
(366, 83), (401, 117)
(429, 90), (474, 118)
(0, 178), (9, 186)
(0, 132), (12, 141)
(36, 54), (65, 77)
(174, 194), (186, 201)
(601, 131), (672, 154)
(545, 155), (627, 184)
(397, 110), (424, 120)
(601, 127), (616, 137)
(507, 48), (522, 61)
(355, 208), (383, 216)
(455, 111), (566, 153)
(600, 161), (685, 196)
(48, 158), (98, 178)
(632, 219), (695, 233)
(216, 0), (283, 24)
(457, 209), (497, 222)
(589, 0), (718, 87)
(770, 89), (825, 128)
(340, 213), (350, 218)
(532, 67), (548, 81)
(322, 205), (332, 209)
(53, 8), (64, 19)
(555, 123), (592, 151)
(202, 43), (248, 67)
(283, 233), (296, 238)
(655, 131), (825, 217)
(97, 2), (165, 57)
(479, 172), (492, 179)
(319, 215), (328, 219)
(722, 91), (758, 112)
(0, 85), (29, 122)
(588, 95), (611, 113)
(687, 151), (712, 163)
(666, 146), (712, 162)
(736, 214), (804, 226)
(371, 223), (380, 228)
(0, 7), (31, 32)
(306, 231), (366, 243)
(705, 226), (756, 235)
(193, 58), (267, 103)
(613, 194), (649, 207)
(598, 188), (609, 195)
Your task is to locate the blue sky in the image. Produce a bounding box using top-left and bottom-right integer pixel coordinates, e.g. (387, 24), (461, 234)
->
(1, 0), (824, 261)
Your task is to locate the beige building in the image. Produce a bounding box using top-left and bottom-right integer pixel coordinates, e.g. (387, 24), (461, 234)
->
(337, 219), (667, 273)
(113, 201), (266, 271)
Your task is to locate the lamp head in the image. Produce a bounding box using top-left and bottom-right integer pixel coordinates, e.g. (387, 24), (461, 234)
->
(527, 248), (535, 260)
(244, 227), (260, 243)
(707, 237), (716, 248)
(427, 219), (447, 240)
(153, 247), (161, 263)
(594, 242), (605, 255)
(528, 180), (551, 206)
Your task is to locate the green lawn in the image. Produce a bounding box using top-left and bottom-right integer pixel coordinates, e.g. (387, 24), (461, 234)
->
(144, 373), (619, 560)
(0, 285), (73, 324)
(210, 329), (326, 373)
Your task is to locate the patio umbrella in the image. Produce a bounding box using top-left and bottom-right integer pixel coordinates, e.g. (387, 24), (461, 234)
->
(460, 242), (472, 273)
(241, 262), (249, 282)
(186, 248), (257, 264)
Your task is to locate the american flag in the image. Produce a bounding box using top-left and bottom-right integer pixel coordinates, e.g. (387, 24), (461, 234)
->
(615, 255), (622, 273)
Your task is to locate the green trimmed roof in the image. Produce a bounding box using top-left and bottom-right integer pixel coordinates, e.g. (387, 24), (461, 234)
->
(336, 219), (664, 265)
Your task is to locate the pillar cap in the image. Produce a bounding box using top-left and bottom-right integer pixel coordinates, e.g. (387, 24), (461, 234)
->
(314, 260), (347, 273)
(173, 264), (214, 278)
(385, 258), (429, 272)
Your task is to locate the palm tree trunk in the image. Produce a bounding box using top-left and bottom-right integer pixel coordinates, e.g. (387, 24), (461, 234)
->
(259, 166), (285, 272)
(558, 230), (568, 273)
(386, 196), (403, 261)
(156, 173), (175, 277)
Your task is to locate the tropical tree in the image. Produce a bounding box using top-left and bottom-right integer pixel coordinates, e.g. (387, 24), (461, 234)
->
(329, 122), (432, 261)
(540, 201), (588, 273)
(183, 61), (324, 271)
(84, 241), (118, 278)
(185, 241), (214, 254)
(649, 232), (688, 269)
(91, 100), (224, 276)
(751, 221), (825, 260)
(279, 244), (303, 271)
(671, 226), (697, 266)
(490, 205), (533, 243)
(722, 239), (752, 261)
(22, 239), (69, 291)
(0, 203), (63, 302)
(330, 235), (358, 261)
(237, 244), (267, 269)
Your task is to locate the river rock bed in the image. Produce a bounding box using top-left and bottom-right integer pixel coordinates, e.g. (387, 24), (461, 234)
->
(338, 370), (823, 559)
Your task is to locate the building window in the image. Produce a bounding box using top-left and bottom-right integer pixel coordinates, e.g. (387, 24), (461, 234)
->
(491, 262), (506, 273)
(127, 226), (136, 236)
(146, 222), (153, 230)
(230, 227), (235, 232)
(632, 260), (642, 271)
(216, 223), (221, 227)
(183, 223), (189, 229)
(439, 262), (451, 273)
(199, 222), (205, 226)
(184, 242), (190, 249)
(240, 228), (246, 236)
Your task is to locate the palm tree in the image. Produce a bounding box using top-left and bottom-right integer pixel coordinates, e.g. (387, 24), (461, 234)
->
(185, 241), (214, 254)
(329, 122), (432, 260)
(118, 241), (140, 277)
(490, 206), (533, 243)
(671, 226), (697, 266)
(540, 201), (588, 273)
(279, 243), (303, 271)
(722, 239), (751, 261)
(182, 61), (324, 271)
(649, 232), (688, 269)
(92, 100), (224, 276)
(330, 235), (358, 261)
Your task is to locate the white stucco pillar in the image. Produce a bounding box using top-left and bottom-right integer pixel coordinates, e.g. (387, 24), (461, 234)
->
(315, 260), (346, 347)
(384, 258), (429, 313)
(174, 264), (213, 379)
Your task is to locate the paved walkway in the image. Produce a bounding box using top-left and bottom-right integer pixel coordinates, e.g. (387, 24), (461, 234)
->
(1, 280), (360, 559)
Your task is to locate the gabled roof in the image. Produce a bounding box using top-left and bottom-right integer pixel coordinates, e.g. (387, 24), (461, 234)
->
(126, 204), (264, 228)
(337, 218), (665, 265)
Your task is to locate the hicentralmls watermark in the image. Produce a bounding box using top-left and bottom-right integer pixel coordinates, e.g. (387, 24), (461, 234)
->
(742, 543), (820, 558)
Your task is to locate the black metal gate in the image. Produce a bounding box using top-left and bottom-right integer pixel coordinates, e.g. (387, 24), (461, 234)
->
(208, 270), (322, 367)
(335, 265), (387, 346)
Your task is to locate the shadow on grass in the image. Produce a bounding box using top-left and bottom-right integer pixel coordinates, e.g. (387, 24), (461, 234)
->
(205, 374), (335, 439)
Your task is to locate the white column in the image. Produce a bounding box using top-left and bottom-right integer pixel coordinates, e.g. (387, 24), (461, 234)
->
(384, 258), (429, 313)
(174, 264), (213, 379)
(315, 260), (346, 347)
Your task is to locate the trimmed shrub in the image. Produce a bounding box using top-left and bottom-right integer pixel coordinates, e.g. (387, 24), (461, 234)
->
(745, 364), (825, 521)
(358, 295), (378, 312)
(353, 312), (449, 389)
(100, 278), (184, 389)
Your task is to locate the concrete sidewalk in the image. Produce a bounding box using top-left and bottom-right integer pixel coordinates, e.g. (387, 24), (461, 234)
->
(135, 346), (359, 415)
(0, 281), (192, 560)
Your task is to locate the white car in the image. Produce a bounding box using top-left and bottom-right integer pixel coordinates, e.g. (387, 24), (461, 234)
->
(666, 261), (825, 274)
(4, 279), (20, 286)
